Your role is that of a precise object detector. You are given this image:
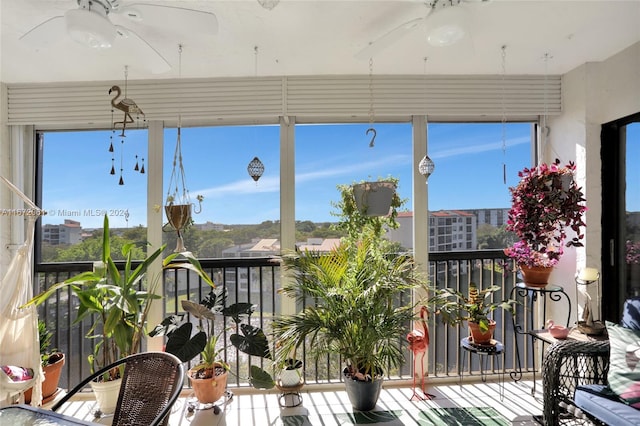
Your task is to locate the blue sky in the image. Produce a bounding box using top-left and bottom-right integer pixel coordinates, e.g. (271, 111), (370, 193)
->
(41, 122), (638, 228)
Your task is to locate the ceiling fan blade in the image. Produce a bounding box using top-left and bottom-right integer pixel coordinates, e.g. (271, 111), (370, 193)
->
(19, 16), (65, 48)
(122, 4), (218, 35)
(355, 16), (428, 60)
(115, 26), (171, 74)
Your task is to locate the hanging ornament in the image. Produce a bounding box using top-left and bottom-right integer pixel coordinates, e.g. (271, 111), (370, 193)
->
(417, 56), (435, 183)
(419, 155), (435, 181)
(140, 158), (145, 174)
(107, 65), (146, 185)
(110, 158), (115, 175)
(247, 156), (265, 182)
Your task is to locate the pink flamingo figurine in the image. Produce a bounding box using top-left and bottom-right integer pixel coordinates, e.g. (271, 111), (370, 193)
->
(407, 306), (435, 400)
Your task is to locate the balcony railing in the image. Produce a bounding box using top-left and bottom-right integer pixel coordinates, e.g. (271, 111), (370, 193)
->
(35, 250), (532, 391)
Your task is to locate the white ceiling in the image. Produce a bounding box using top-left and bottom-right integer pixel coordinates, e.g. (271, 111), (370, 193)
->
(2, 0), (640, 84)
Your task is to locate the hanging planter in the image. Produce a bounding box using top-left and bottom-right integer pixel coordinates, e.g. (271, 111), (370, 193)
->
(165, 124), (203, 252)
(352, 181), (397, 217)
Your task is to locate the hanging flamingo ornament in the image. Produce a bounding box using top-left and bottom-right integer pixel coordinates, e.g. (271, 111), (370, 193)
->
(109, 85), (144, 136)
(406, 305), (435, 400)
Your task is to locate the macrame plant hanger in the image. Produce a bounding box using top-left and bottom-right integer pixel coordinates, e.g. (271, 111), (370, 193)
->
(165, 44), (202, 252)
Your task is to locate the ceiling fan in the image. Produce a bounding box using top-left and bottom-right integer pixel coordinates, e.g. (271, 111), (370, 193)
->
(19, 0), (219, 74)
(355, 0), (489, 60)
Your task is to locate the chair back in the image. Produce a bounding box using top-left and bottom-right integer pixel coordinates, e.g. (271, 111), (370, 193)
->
(112, 352), (184, 426)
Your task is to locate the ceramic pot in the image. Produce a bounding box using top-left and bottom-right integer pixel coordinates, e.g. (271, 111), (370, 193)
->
(352, 181), (396, 216)
(468, 320), (496, 345)
(188, 364), (228, 404)
(90, 377), (122, 414)
(278, 359), (303, 388)
(343, 367), (383, 411)
(519, 265), (553, 288)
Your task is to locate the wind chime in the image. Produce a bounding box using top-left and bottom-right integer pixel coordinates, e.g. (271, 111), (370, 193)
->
(165, 45), (203, 252)
(108, 65), (146, 185)
(247, 46), (265, 183)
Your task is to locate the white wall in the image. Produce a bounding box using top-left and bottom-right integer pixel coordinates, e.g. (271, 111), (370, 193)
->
(549, 41), (640, 325)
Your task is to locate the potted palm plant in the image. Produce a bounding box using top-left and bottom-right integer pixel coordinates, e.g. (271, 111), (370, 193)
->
(26, 214), (213, 413)
(504, 159), (587, 287)
(428, 282), (516, 345)
(273, 180), (425, 411)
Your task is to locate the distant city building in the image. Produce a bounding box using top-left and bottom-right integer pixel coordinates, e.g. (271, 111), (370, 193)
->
(387, 210), (485, 251)
(430, 210), (477, 251)
(471, 208), (511, 228)
(194, 221), (225, 232)
(297, 238), (340, 252)
(222, 237), (342, 258)
(42, 219), (83, 245)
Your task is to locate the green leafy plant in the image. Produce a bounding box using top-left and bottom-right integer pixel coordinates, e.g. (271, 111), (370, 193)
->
(504, 159), (587, 266)
(150, 287), (275, 389)
(37, 319), (59, 367)
(428, 282), (516, 332)
(332, 176), (404, 246)
(26, 214), (213, 381)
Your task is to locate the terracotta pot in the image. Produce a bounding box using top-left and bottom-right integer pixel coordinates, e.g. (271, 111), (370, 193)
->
(188, 364), (228, 404)
(25, 353), (65, 404)
(468, 320), (496, 345)
(519, 264), (553, 288)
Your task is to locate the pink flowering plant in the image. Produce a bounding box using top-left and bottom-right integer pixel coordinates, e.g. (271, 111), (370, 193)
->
(627, 240), (640, 265)
(504, 159), (587, 267)
(503, 240), (561, 268)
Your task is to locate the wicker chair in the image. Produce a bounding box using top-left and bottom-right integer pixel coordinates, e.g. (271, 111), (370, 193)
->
(52, 352), (184, 426)
(541, 340), (610, 425)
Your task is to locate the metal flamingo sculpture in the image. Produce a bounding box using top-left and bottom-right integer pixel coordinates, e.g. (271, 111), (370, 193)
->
(109, 85), (144, 136)
(407, 305), (435, 400)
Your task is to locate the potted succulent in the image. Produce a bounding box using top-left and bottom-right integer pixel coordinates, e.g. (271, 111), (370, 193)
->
(428, 282), (516, 345)
(504, 159), (587, 287)
(26, 214), (213, 413)
(150, 287), (274, 409)
(24, 320), (65, 405)
(273, 180), (425, 411)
